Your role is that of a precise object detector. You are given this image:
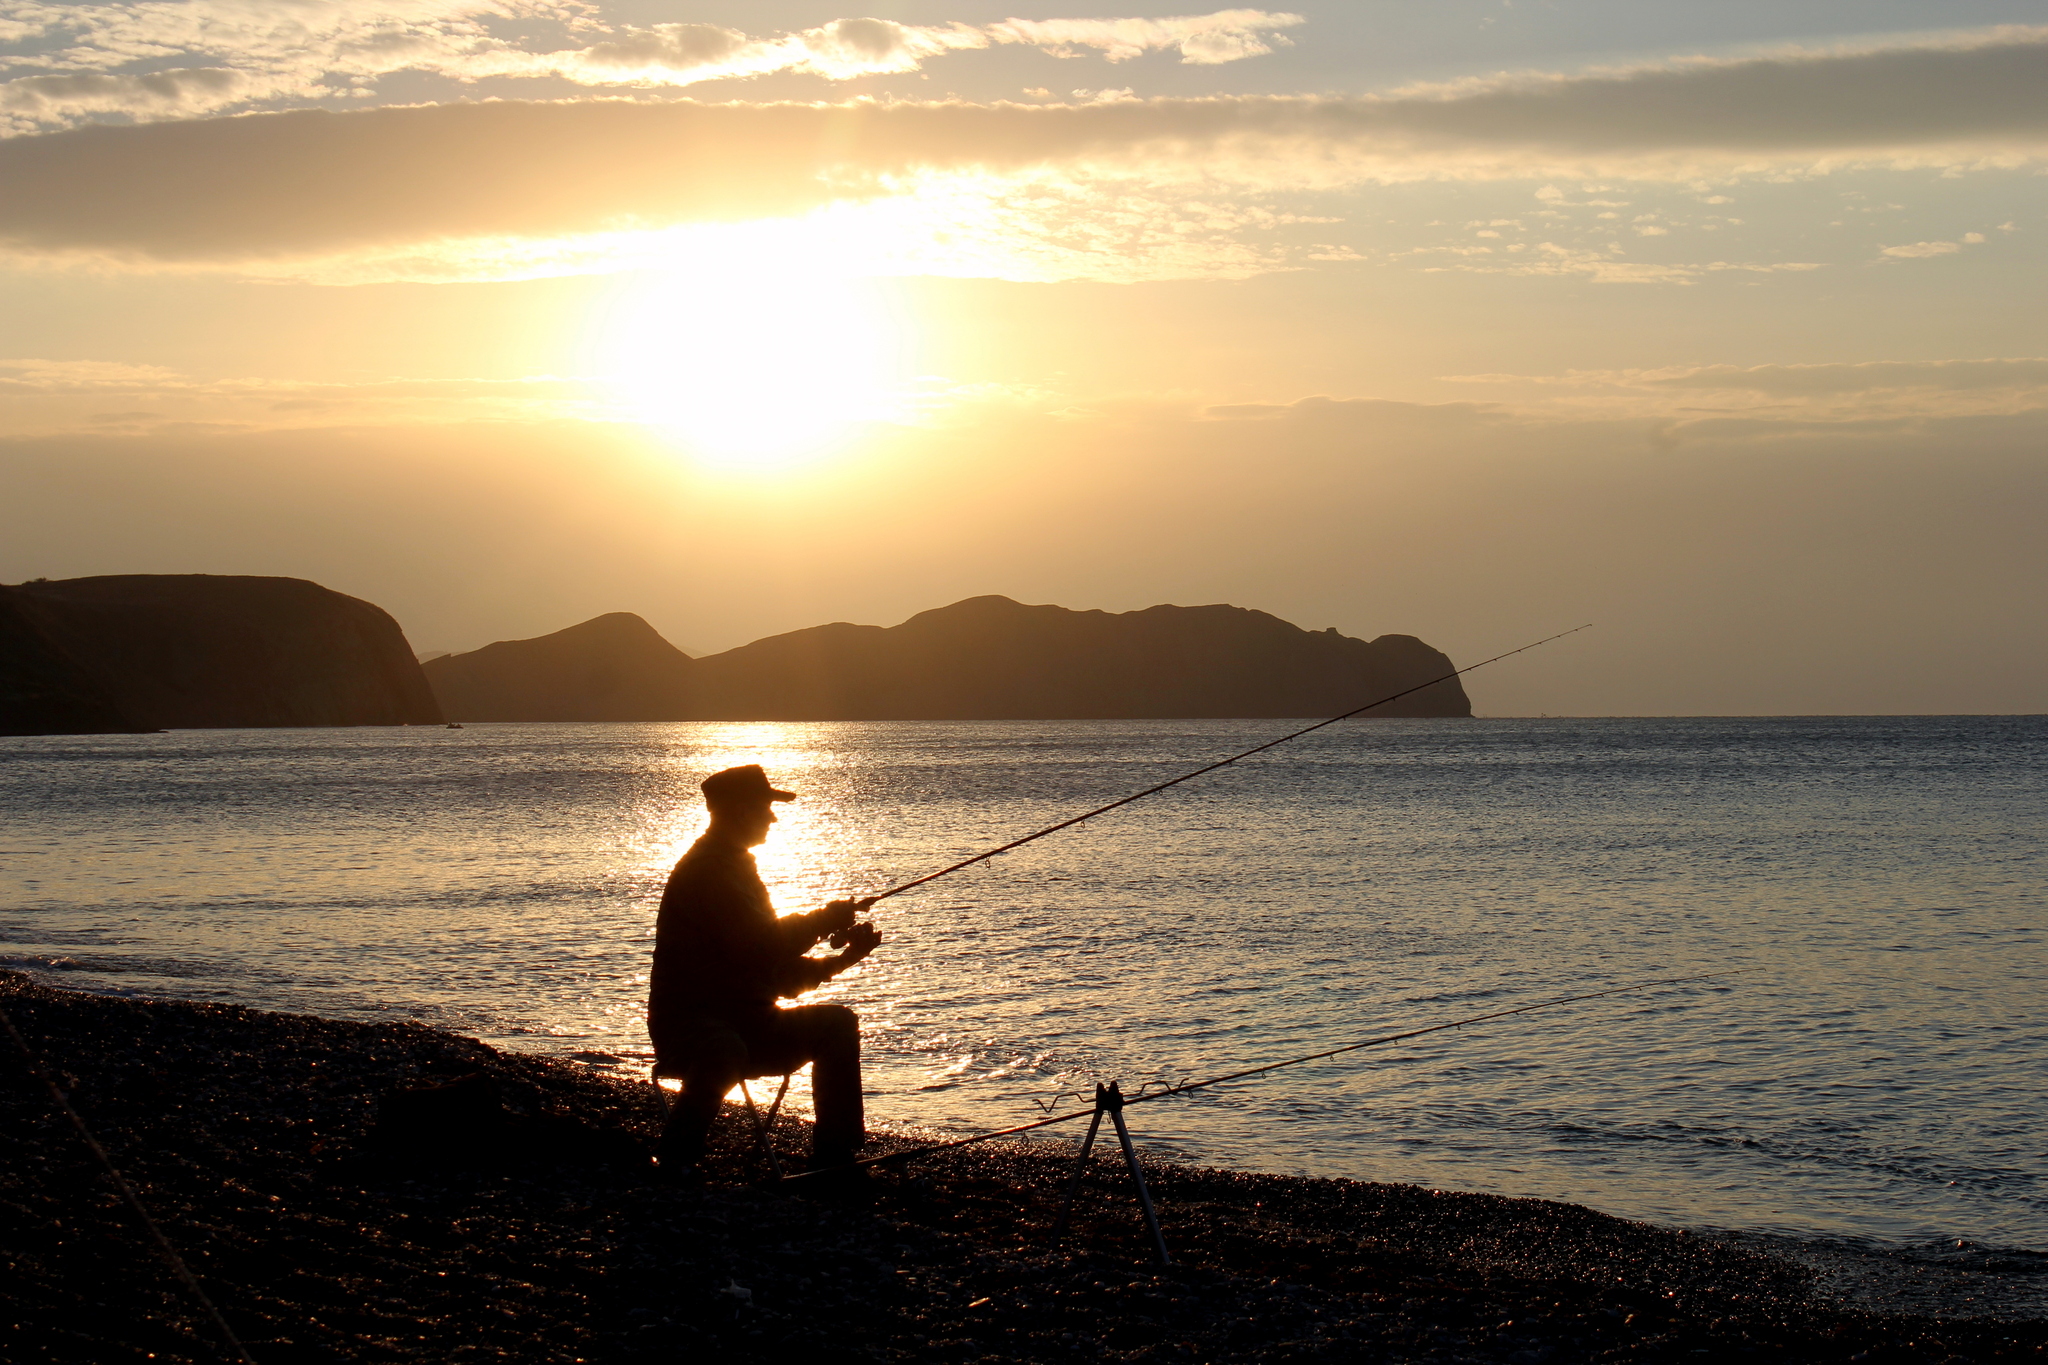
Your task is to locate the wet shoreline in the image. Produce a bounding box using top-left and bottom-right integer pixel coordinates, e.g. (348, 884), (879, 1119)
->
(4, 969), (2042, 1363)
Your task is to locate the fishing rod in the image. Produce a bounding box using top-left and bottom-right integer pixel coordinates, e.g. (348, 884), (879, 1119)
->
(783, 967), (1738, 1181)
(860, 624), (1592, 905)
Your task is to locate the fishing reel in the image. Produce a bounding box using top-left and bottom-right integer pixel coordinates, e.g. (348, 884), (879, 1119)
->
(826, 917), (879, 949)
(826, 896), (882, 949)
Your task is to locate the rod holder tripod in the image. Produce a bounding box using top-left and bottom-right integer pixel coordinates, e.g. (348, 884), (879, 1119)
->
(1050, 1081), (1171, 1265)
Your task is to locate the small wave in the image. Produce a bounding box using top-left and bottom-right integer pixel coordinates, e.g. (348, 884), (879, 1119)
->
(1721, 1231), (2048, 1321)
(1, 954), (126, 973)
(1873, 1240), (2048, 1275)
(1398, 1107), (2045, 1200)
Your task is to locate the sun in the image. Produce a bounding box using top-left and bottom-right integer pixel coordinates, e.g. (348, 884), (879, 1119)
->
(591, 236), (915, 472)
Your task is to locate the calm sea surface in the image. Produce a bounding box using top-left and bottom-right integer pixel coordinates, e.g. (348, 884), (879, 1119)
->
(3, 718), (2042, 1255)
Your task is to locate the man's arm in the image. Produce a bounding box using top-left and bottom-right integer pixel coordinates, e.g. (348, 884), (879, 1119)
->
(773, 922), (882, 998)
(777, 897), (876, 954)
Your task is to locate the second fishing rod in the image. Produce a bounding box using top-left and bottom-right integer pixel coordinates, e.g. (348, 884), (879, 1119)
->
(782, 966), (1741, 1184)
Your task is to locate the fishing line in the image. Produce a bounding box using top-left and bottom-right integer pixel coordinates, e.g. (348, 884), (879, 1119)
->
(863, 624), (1592, 903)
(1, 1002), (259, 1365)
(782, 968), (1739, 1181)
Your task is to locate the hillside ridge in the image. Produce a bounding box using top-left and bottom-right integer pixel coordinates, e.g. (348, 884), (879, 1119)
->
(424, 595), (1472, 721)
(0, 574), (442, 734)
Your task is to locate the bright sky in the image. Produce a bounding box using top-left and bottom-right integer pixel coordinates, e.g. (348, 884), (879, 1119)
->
(1, 2), (2044, 714)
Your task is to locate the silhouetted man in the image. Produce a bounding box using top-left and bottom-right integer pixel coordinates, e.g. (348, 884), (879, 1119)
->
(648, 764), (881, 1178)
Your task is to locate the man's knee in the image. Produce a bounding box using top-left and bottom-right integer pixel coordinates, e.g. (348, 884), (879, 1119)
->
(781, 1003), (859, 1058)
(809, 1003), (860, 1049)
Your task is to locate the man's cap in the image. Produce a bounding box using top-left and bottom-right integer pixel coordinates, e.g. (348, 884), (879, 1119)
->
(701, 764), (797, 805)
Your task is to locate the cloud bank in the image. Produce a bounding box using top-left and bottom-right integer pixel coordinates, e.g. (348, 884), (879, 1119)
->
(1442, 358), (2048, 423)
(0, 31), (2041, 269)
(0, 5), (1303, 132)
(514, 11), (1304, 88)
(0, 0), (537, 130)
(0, 67), (246, 121)
(1639, 358), (2048, 394)
(0, 354), (598, 436)
(8, 350), (2045, 442)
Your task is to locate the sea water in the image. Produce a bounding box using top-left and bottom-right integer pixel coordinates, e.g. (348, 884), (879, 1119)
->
(3, 717), (2043, 1256)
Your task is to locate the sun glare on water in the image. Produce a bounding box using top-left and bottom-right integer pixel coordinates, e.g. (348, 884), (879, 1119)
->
(594, 238), (915, 472)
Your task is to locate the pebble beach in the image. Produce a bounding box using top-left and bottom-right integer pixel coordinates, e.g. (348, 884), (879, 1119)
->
(4, 969), (2044, 1363)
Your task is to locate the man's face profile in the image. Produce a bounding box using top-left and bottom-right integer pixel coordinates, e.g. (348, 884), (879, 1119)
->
(712, 798), (777, 847)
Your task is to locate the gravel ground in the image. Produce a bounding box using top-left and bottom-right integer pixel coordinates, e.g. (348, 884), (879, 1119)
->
(3, 969), (2043, 1364)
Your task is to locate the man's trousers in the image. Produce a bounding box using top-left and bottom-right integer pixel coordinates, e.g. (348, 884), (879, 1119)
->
(653, 1003), (864, 1167)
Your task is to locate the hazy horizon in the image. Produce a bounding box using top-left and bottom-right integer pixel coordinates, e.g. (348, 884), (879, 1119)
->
(2, 2), (2043, 717)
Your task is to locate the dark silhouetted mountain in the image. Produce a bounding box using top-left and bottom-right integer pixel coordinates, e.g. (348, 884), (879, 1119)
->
(1, 575), (442, 733)
(425, 596), (1471, 721)
(0, 589), (147, 736)
(422, 612), (695, 721)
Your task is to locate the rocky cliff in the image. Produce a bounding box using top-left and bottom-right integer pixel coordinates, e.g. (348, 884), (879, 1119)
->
(1, 575), (442, 733)
(425, 596), (1471, 721)
(0, 590), (147, 736)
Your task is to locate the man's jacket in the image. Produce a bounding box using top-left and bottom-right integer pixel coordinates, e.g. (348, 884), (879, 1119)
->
(648, 832), (839, 1039)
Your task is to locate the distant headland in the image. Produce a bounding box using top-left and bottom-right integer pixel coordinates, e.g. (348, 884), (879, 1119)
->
(0, 574), (442, 735)
(1, 577), (1470, 734)
(425, 596), (1472, 722)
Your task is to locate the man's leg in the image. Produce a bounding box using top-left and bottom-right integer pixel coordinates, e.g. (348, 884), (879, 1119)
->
(656, 1022), (747, 1170)
(750, 1004), (865, 1166)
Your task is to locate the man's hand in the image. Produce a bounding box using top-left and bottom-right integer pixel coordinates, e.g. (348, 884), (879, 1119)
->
(832, 921), (882, 968)
(822, 896), (878, 946)
(820, 896), (876, 936)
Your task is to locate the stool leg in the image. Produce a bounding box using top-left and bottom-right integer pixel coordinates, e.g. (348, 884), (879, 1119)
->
(738, 1080), (784, 1179)
(651, 1067), (675, 1121)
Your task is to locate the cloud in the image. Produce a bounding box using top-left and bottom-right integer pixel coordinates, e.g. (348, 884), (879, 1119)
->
(0, 6), (1305, 130)
(1406, 240), (1822, 285)
(0, 357), (187, 391)
(1200, 394), (1500, 428)
(0, 0), (536, 132)
(1441, 357), (2048, 422)
(19, 347), (2047, 443)
(0, 102), (850, 260)
(575, 24), (754, 74)
(1192, 382), (2048, 443)
(1639, 358), (2048, 393)
(525, 11), (1305, 86)
(1878, 237), (1987, 258)
(0, 67), (247, 120)
(1375, 28), (2048, 149)
(0, 30), (2043, 271)
(0, 356), (600, 435)
(1880, 240), (1956, 257)
(500, 18), (990, 87)
(981, 12), (1302, 65)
